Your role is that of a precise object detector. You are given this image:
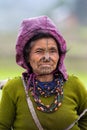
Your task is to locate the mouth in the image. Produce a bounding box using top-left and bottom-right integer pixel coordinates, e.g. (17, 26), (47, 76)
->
(39, 64), (52, 67)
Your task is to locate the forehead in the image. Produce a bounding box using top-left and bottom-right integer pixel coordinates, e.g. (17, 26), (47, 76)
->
(30, 37), (58, 49)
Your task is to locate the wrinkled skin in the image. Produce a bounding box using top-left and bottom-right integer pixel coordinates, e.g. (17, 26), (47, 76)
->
(28, 38), (59, 82)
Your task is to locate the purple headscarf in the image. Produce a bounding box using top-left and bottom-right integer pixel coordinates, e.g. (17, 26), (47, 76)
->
(16, 16), (68, 80)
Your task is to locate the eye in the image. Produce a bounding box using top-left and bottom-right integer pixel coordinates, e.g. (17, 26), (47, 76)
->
(35, 50), (42, 53)
(35, 49), (44, 54)
(50, 50), (56, 53)
(50, 48), (58, 53)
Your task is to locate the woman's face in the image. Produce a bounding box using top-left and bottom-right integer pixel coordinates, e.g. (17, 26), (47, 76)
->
(28, 37), (59, 75)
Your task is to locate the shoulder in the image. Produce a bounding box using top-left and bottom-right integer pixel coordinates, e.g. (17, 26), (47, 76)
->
(2, 76), (24, 96)
(65, 74), (86, 90)
(0, 79), (8, 89)
(67, 74), (82, 83)
(64, 74), (87, 101)
(1, 76), (25, 103)
(3, 76), (22, 90)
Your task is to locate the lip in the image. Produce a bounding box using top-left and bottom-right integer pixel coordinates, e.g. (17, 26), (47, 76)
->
(39, 64), (51, 67)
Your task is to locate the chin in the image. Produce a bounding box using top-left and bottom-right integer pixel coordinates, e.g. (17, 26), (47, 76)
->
(38, 68), (54, 75)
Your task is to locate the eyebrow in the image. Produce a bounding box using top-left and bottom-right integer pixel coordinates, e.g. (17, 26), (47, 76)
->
(49, 47), (58, 50)
(36, 46), (57, 49)
(35, 48), (44, 51)
(34, 46), (58, 52)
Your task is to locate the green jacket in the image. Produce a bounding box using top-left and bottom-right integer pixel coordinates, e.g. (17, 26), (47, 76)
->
(0, 75), (87, 130)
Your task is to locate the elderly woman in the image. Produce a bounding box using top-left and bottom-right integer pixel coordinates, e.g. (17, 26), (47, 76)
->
(0, 16), (87, 130)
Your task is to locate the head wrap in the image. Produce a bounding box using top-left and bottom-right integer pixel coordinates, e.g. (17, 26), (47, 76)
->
(16, 16), (68, 80)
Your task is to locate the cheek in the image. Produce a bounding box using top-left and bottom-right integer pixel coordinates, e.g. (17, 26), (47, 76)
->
(29, 58), (37, 67)
(29, 55), (40, 69)
(53, 54), (59, 64)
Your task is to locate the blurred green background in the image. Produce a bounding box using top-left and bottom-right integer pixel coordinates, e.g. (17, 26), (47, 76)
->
(0, 0), (87, 92)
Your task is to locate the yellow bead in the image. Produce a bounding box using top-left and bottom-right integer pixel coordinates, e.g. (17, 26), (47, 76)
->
(55, 100), (57, 104)
(46, 105), (50, 108)
(55, 107), (58, 111)
(37, 107), (41, 110)
(58, 102), (61, 107)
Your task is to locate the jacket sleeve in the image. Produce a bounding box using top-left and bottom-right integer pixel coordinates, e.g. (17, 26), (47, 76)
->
(0, 88), (15, 130)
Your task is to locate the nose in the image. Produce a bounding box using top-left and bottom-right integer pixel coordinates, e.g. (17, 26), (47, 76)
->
(44, 52), (50, 61)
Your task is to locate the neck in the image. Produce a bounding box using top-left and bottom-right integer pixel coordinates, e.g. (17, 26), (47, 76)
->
(36, 74), (53, 82)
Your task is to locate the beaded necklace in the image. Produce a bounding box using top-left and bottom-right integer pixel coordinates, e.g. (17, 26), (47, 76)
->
(24, 73), (64, 113)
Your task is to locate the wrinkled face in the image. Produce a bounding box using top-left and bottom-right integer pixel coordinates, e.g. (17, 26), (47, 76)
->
(28, 38), (59, 75)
